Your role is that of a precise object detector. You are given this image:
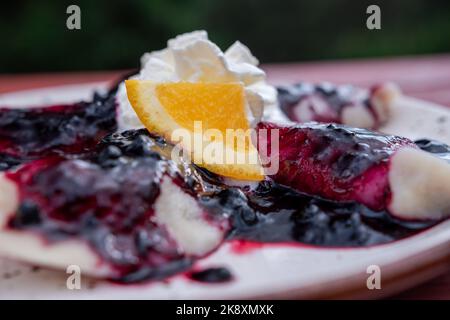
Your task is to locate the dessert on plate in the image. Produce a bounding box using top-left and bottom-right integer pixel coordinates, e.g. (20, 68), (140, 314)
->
(0, 31), (449, 283)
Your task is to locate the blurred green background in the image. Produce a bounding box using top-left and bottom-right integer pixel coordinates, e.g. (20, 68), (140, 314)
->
(1, 0), (450, 73)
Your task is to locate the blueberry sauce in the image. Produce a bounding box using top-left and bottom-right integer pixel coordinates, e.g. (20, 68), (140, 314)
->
(187, 267), (233, 283)
(228, 181), (436, 247)
(0, 84), (119, 171)
(277, 82), (380, 128)
(414, 139), (450, 162)
(6, 130), (215, 283)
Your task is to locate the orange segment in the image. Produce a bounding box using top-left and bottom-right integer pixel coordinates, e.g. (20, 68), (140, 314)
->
(125, 80), (264, 181)
(156, 83), (250, 133)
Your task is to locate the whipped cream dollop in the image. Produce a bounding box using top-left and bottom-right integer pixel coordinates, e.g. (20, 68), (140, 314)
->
(117, 30), (283, 130)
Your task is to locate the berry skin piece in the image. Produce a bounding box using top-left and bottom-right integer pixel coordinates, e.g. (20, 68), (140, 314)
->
(256, 122), (450, 220)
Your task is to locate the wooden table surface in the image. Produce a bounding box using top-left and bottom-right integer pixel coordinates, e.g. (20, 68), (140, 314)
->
(0, 54), (449, 300)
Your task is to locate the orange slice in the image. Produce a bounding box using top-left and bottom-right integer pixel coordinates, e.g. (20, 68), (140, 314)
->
(125, 80), (264, 181)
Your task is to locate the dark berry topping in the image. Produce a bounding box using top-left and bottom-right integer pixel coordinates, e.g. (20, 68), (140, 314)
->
(0, 153), (23, 171)
(13, 201), (42, 226)
(188, 267), (233, 283)
(414, 139), (450, 162)
(228, 181), (436, 247)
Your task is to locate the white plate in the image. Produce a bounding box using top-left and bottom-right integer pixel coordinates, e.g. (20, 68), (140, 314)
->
(0, 84), (449, 299)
